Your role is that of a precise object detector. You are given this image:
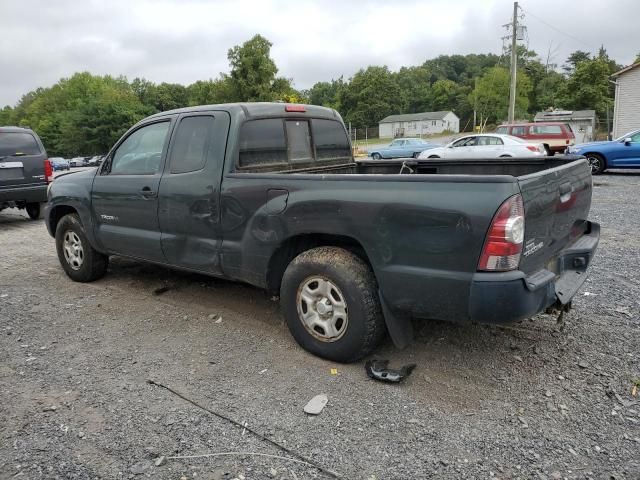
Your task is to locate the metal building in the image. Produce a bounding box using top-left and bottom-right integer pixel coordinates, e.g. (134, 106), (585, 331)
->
(534, 109), (597, 144)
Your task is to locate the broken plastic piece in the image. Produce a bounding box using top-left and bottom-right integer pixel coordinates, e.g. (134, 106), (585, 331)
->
(303, 394), (328, 415)
(365, 359), (416, 383)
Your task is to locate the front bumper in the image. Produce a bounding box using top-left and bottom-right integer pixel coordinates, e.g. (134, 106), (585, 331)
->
(468, 221), (600, 324)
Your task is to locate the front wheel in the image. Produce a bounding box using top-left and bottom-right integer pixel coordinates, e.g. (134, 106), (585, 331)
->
(25, 202), (43, 220)
(586, 154), (605, 175)
(55, 213), (108, 282)
(280, 247), (386, 363)
(371, 153), (382, 160)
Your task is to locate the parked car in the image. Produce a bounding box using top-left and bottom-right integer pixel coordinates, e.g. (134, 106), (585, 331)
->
(45, 103), (599, 362)
(70, 157), (86, 167)
(495, 122), (575, 155)
(417, 134), (545, 159)
(50, 157), (70, 171)
(0, 126), (52, 219)
(87, 155), (103, 166)
(566, 129), (640, 174)
(368, 138), (439, 159)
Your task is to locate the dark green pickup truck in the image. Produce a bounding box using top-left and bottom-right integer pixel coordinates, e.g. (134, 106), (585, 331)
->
(45, 103), (599, 362)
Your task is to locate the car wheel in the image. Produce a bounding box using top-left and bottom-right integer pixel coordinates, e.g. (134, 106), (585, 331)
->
(412, 152), (419, 159)
(544, 145), (552, 156)
(55, 213), (108, 282)
(280, 246), (386, 363)
(25, 202), (43, 220)
(371, 153), (382, 160)
(586, 153), (605, 175)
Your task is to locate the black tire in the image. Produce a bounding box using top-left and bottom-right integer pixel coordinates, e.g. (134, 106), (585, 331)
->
(543, 145), (552, 156)
(280, 247), (386, 363)
(55, 213), (108, 282)
(371, 153), (382, 160)
(412, 152), (419, 159)
(586, 153), (606, 175)
(25, 202), (43, 220)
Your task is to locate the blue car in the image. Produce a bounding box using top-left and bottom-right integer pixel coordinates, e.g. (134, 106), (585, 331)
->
(49, 157), (70, 171)
(567, 129), (640, 174)
(368, 138), (439, 160)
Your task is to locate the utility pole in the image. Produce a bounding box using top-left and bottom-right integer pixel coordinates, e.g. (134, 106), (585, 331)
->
(507, 1), (518, 123)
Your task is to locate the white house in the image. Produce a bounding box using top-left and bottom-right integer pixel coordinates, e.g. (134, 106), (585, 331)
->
(612, 62), (640, 138)
(378, 111), (459, 138)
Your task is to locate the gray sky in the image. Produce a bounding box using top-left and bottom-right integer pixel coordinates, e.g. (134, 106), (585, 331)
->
(1, 0), (638, 107)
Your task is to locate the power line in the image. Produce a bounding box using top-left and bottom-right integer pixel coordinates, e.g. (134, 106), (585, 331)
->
(520, 8), (595, 51)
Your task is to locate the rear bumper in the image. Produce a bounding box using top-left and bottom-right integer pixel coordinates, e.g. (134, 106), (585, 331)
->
(468, 221), (600, 324)
(0, 185), (47, 204)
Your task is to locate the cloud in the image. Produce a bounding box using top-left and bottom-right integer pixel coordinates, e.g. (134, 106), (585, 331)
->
(0, 0), (637, 106)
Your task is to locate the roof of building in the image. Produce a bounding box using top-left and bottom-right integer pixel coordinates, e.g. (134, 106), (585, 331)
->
(611, 62), (640, 78)
(378, 111), (454, 123)
(533, 110), (596, 121)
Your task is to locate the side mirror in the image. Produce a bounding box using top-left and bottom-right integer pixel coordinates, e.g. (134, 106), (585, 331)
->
(624, 137), (632, 145)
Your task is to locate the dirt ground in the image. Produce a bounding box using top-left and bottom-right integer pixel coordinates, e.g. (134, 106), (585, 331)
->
(1, 173), (639, 480)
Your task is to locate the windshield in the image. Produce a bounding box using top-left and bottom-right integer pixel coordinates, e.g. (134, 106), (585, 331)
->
(615, 130), (640, 142)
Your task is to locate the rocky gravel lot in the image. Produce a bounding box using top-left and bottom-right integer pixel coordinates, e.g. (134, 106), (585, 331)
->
(1, 173), (639, 480)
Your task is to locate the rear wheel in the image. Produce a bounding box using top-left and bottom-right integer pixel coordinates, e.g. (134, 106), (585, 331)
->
(280, 247), (386, 363)
(25, 202), (43, 220)
(371, 153), (382, 160)
(55, 213), (108, 282)
(586, 153), (605, 175)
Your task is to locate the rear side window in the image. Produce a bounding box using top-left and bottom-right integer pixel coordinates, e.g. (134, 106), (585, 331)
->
(286, 120), (313, 163)
(477, 136), (503, 146)
(531, 125), (563, 134)
(239, 119), (287, 167)
(0, 132), (41, 156)
(495, 126), (508, 134)
(312, 119), (351, 161)
(169, 116), (215, 174)
(511, 126), (527, 136)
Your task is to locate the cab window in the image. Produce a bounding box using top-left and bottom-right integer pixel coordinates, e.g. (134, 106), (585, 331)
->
(169, 116), (215, 174)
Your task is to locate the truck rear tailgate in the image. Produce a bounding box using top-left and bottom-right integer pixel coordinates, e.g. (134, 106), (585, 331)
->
(517, 157), (595, 286)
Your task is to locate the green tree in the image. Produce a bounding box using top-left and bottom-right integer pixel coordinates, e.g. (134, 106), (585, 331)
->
(338, 66), (401, 128)
(395, 66), (431, 113)
(227, 34), (291, 101)
(564, 58), (612, 118)
(563, 50), (591, 73)
(308, 78), (345, 109)
(186, 77), (234, 106)
(469, 67), (532, 124)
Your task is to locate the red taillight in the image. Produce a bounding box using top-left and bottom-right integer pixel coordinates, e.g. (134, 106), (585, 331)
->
(526, 145), (539, 152)
(478, 194), (525, 271)
(44, 159), (53, 183)
(285, 104), (306, 112)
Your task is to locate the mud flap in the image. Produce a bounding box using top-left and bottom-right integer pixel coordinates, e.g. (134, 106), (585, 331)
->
(378, 290), (414, 349)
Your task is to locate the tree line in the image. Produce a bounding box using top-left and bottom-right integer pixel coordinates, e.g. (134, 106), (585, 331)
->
(0, 34), (635, 156)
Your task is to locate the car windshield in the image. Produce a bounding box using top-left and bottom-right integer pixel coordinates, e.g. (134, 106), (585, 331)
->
(615, 130), (640, 141)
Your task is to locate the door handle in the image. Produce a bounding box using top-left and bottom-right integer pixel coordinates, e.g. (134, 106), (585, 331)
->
(140, 186), (157, 198)
(559, 182), (573, 203)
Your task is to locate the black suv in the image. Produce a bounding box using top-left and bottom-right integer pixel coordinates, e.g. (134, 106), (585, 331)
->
(0, 126), (51, 219)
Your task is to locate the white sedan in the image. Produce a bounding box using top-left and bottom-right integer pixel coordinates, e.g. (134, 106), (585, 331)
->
(417, 134), (546, 159)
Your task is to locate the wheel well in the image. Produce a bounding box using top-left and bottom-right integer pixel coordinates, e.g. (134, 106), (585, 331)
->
(48, 205), (78, 236)
(428, 155), (440, 158)
(266, 234), (371, 294)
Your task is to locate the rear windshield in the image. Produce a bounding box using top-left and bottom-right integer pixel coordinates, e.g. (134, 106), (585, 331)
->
(530, 125), (563, 134)
(238, 118), (351, 171)
(0, 132), (41, 156)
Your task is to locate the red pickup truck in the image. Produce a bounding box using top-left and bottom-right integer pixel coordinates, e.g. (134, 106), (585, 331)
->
(496, 122), (575, 155)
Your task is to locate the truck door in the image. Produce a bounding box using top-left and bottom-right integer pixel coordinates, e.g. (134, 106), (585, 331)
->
(91, 119), (172, 262)
(157, 112), (230, 273)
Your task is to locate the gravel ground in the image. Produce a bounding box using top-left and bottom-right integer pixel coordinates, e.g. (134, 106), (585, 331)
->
(1, 172), (639, 480)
